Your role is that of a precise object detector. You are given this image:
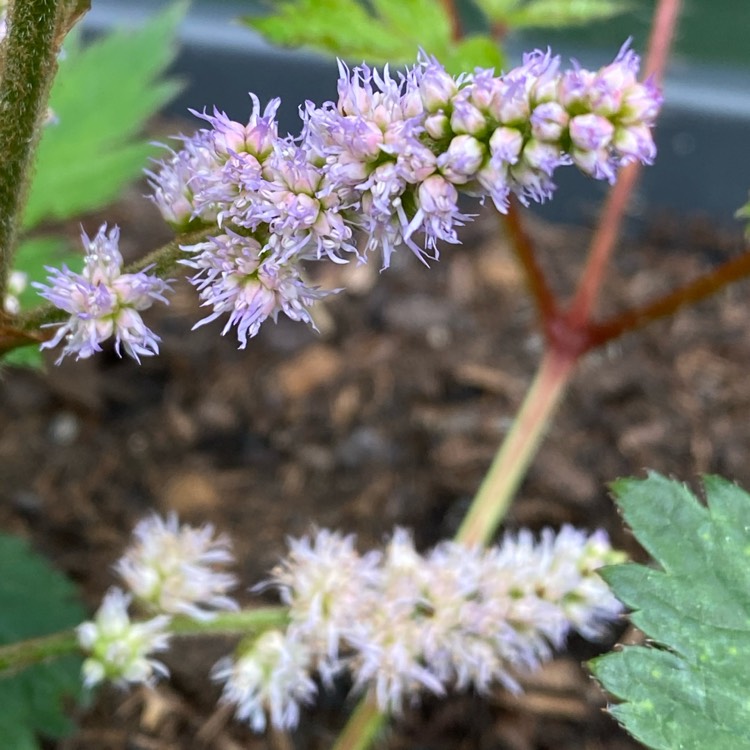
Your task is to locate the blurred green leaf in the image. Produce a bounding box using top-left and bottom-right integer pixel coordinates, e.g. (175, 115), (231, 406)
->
(24, 2), (186, 229)
(443, 36), (505, 74)
(1, 237), (81, 369)
(503, 0), (631, 27)
(1, 345), (44, 369)
(590, 473), (750, 750)
(470, 0), (521, 20)
(0, 534), (86, 748)
(13, 236), (81, 310)
(243, 0), (504, 72)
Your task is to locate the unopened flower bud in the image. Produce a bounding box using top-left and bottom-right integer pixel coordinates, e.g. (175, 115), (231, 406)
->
(571, 147), (616, 183)
(438, 135), (485, 184)
(3, 270), (28, 315)
(419, 62), (457, 112)
(530, 102), (569, 142)
(424, 112), (451, 140)
(620, 80), (662, 125)
(450, 98), (486, 136)
(613, 123), (656, 164)
(569, 114), (615, 151)
(489, 127), (524, 165)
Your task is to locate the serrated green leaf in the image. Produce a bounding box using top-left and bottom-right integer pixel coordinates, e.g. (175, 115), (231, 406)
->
(504, 0), (630, 28)
(590, 473), (750, 750)
(0, 534), (85, 748)
(442, 35), (505, 75)
(23, 2), (185, 229)
(243, 0), (455, 67)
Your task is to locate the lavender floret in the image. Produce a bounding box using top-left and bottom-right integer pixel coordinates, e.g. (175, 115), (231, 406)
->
(34, 225), (172, 363)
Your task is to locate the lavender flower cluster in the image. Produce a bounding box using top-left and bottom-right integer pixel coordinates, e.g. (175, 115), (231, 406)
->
(34, 225), (171, 363)
(156, 45), (659, 344)
(36, 46), (660, 361)
(217, 526), (624, 730)
(77, 515), (624, 733)
(77, 514), (237, 688)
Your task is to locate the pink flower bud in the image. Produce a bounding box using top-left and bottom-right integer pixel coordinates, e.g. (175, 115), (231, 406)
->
(418, 61), (458, 112)
(531, 102), (569, 142)
(569, 114), (615, 151)
(450, 98), (487, 136)
(489, 127), (524, 165)
(424, 112), (451, 140)
(437, 135), (485, 184)
(613, 123), (656, 164)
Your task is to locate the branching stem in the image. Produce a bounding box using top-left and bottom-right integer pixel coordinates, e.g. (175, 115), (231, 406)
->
(503, 199), (558, 331)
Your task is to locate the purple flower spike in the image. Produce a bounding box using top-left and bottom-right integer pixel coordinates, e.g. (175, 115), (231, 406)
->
(144, 42), (662, 321)
(34, 225), (172, 364)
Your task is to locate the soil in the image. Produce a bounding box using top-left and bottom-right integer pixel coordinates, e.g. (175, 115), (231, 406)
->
(2, 180), (749, 750)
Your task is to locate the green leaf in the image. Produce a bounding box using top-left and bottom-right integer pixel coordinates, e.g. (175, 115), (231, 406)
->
(13, 236), (81, 311)
(243, 0), (496, 70)
(0, 345), (44, 370)
(0, 237), (81, 370)
(501, 0), (630, 28)
(470, 0), (522, 22)
(442, 36), (505, 75)
(0, 534), (86, 748)
(23, 2), (186, 229)
(590, 473), (750, 750)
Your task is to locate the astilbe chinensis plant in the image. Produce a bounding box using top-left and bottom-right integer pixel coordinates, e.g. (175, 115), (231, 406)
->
(76, 587), (172, 689)
(6, 1), (731, 745)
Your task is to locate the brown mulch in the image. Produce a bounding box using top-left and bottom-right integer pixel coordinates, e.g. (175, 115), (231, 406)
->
(2, 183), (749, 749)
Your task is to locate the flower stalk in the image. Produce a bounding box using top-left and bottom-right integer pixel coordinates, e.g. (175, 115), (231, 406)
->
(456, 348), (576, 546)
(0, 606), (288, 676)
(0, 0), (65, 302)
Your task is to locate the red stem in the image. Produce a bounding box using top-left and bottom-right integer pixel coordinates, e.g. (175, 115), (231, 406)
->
(585, 245), (750, 350)
(566, 0), (683, 329)
(503, 200), (558, 332)
(439, 0), (462, 42)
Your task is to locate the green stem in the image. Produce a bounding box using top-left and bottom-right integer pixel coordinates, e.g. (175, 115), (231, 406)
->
(331, 695), (385, 750)
(169, 606), (288, 636)
(0, 629), (79, 674)
(0, 0), (65, 301)
(0, 606), (288, 676)
(455, 348), (576, 546)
